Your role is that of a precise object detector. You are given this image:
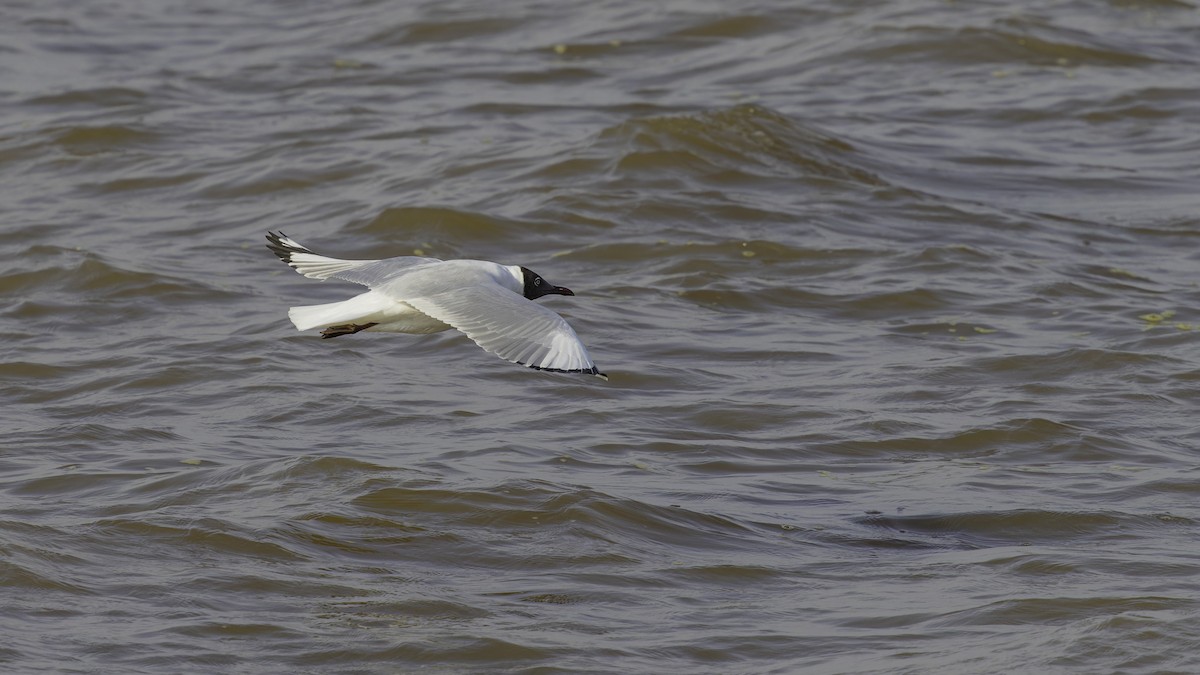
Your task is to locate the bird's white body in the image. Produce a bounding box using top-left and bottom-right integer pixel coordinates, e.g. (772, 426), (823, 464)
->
(289, 290), (452, 334)
(267, 233), (606, 378)
(288, 259), (524, 335)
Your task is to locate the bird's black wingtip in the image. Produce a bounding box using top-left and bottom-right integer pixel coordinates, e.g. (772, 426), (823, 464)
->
(265, 231), (311, 264)
(524, 363), (609, 380)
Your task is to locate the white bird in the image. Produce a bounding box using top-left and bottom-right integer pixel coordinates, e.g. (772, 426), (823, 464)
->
(266, 232), (606, 379)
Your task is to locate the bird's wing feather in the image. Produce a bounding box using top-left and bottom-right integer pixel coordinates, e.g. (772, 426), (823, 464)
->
(406, 285), (603, 376)
(322, 258), (442, 288)
(266, 231), (439, 287)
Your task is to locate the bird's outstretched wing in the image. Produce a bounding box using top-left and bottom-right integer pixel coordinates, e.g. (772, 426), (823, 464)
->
(266, 231), (439, 288)
(406, 285), (605, 378)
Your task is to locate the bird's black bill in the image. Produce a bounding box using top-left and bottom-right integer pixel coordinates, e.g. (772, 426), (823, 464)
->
(521, 266), (577, 300)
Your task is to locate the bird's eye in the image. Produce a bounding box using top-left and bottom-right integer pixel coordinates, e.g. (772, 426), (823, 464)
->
(534, 278), (541, 285)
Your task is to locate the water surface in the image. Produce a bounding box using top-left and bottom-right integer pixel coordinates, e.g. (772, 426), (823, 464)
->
(3, 1), (1200, 673)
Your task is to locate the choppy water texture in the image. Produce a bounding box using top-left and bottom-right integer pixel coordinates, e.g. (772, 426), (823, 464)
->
(3, 0), (1200, 673)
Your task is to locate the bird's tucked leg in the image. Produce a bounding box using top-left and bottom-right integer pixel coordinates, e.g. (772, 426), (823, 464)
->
(320, 322), (379, 339)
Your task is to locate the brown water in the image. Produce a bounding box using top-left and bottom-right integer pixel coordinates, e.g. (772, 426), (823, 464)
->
(3, 1), (1200, 673)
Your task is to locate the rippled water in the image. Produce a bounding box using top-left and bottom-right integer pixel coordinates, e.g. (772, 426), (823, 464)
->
(3, 0), (1200, 672)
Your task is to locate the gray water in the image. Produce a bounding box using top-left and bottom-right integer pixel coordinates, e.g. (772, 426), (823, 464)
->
(3, 1), (1200, 673)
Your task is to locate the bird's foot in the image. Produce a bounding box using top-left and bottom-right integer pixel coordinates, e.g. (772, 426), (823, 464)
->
(321, 322), (379, 339)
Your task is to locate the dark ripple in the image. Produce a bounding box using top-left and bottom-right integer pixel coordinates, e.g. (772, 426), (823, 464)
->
(51, 124), (161, 156)
(93, 519), (304, 561)
(941, 595), (1192, 627)
(601, 104), (883, 188)
(854, 509), (1192, 549)
(355, 205), (518, 246)
(0, 249), (238, 310)
(196, 161), (378, 200)
(365, 17), (526, 47)
(961, 348), (1183, 382)
(24, 87), (150, 108)
(352, 480), (758, 557)
(864, 24), (1161, 68)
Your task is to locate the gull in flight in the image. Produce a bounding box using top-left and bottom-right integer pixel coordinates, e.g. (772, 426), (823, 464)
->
(266, 232), (606, 379)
